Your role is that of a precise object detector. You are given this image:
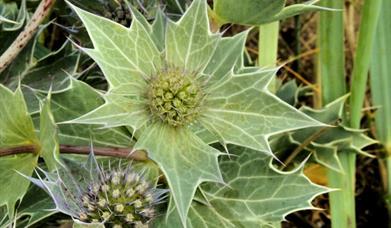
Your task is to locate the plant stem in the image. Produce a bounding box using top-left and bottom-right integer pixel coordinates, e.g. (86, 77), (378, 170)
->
(259, 20), (280, 227)
(0, 0), (55, 74)
(258, 21), (279, 93)
(321, 0), (381, 227)
(317, 0), (353, 227)
(319, 0), (382, 226)
(317, 1), (346, 106)
(328, 153), (356, 227)
(258, 22), (279, 67)
(0, 144), (147, 161)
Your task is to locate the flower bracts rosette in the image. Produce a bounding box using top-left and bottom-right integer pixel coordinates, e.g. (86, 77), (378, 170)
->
(65, 0), (322, 224)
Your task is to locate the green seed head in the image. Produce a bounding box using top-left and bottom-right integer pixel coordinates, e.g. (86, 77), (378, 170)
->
(148, 68), (204, 127)
(77, 168), (163, 226)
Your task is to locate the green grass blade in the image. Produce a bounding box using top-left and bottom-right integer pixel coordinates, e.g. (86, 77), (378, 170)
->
(370, 0), (391, 154)
(370, 0), (391, 208)
(349, 0), (382, 129)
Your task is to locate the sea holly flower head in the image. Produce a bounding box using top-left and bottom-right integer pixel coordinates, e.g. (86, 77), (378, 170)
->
(65, 0), (322, 225)
(148, 67), (205, 127)
(27, 153), (167, 227)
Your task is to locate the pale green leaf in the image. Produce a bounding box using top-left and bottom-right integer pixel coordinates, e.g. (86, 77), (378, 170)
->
(39, 96), (60, 171)
(135, 122), (222, 225)
(297, 97), (376, 156)
(275, 80), (299, 106)
(309, 142), (341, 172)
(0, 85), (39, 147)
(166, 0), (218, 71)
(213, 0), (329, 26)
(0, 85), (40, 219)
(1, 185), (56, 228)
(203, 31), (248, 85)
(213, 0), (284, 25)
(272, 96), (376, 172)
(66, 90), (149, 131)
(0, 154), (38, 222)
(67, 3), (162, 87)
(158, 146), (328, 227)
(202, 68), (322, 155)
(40, 79), (134, 148)
(151, 9), (166, 51)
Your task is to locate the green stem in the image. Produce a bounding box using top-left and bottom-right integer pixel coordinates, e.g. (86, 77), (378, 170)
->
(317, 1), (346, 105)
(327, 153), (356, 228)
(258, 21), (279, 67)
(259, 21), (280, 228)
(317, 0), (356, 227)
(322, 0), (381, 228)
(258, 21), (279, 93)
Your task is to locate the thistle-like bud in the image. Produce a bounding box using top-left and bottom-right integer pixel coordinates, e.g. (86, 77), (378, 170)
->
(148, 68), (204, 127)
(78, 168), (164, 226)
(28, 153), (167, 227)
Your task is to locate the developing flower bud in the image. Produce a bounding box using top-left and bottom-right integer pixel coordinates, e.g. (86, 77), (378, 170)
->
(72, 166), (166, 226)
(148, 68), (204, 127)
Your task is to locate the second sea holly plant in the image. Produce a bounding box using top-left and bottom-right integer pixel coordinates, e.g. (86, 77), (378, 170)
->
(65, 0), (323, 225)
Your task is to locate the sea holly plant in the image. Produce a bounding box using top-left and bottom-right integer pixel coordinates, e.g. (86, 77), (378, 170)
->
(64, 0), (324, 225)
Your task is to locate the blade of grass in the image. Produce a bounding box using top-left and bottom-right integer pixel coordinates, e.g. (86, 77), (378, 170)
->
(370, 0), (391, 210)
(349, 0), (382, 129)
